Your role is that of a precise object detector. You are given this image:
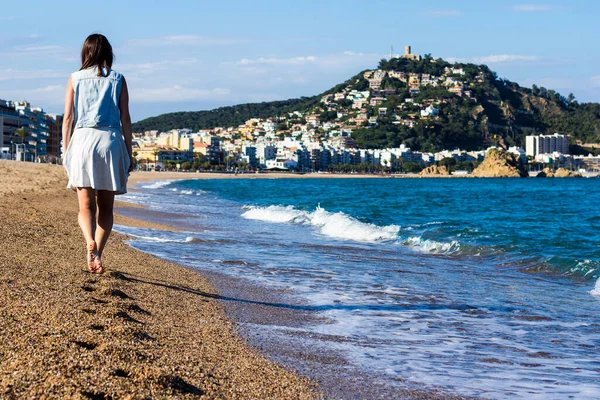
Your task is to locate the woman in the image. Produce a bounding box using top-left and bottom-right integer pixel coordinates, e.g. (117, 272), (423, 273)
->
(62, 34), (134, 274)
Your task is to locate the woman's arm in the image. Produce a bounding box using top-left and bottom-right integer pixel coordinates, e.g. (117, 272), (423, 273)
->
(62, 76), (75, 153)
(119, 76), (134, 172)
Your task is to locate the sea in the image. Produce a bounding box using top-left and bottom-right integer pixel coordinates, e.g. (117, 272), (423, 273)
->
(115, 177), (600, 399)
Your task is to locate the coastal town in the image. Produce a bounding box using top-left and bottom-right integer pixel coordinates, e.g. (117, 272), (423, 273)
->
(1, 46), (599, 175)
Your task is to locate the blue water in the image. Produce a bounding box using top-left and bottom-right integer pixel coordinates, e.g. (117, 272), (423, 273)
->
(117, 177), (600, 399)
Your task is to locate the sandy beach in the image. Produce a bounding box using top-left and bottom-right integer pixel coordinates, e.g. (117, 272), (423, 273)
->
(0, 160), (318, 399)
(127, 170), (391, 184)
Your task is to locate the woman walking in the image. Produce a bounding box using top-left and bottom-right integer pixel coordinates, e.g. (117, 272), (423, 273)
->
(62, 34), (134, 274)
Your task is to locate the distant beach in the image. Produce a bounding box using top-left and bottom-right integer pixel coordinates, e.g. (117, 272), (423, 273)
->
(127, 170), (600, 184)
(128, 170), (391, 183)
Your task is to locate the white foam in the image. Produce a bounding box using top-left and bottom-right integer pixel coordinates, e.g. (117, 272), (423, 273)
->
(241, 205), (399, 243)
(309, 207), (400, 242)
(141, 180), (174, 189)
(242, 205), (309, 224)
(576, 259), (599, 277)
(590, 278), (600, 298)
(403, 236), (461, 254)
(180, 189), (194, 195)
(127, 234), (182, 243)
(125, 233), (202, 244)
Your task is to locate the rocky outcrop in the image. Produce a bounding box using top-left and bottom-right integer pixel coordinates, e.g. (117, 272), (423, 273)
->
(537, 167), (582, 178)
(555, 168), (582, 178)
(419, 165), (451, 176)
(472, 148), (528, 178)
(535, 167), (553, 178)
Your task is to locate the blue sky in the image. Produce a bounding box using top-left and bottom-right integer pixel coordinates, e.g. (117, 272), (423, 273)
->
(0, 0), (598, 122)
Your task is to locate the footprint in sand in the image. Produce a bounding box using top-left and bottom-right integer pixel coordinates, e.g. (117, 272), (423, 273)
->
(71, 340), (97, 350)
(81, 285), (96, 292)
(127, 303), (150, 315)
(114, 311), (141, 324)
(111, 368), (131, 378)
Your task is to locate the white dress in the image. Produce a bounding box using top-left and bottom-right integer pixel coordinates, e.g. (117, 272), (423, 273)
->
(64, 127), (130, 194)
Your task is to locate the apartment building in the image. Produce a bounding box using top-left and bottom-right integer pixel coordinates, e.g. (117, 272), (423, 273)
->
(526, 133), (569, 157)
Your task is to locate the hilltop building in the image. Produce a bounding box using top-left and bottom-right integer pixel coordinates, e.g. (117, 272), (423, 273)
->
(402, 45), (421, 61)
(389, 45), (421, 61)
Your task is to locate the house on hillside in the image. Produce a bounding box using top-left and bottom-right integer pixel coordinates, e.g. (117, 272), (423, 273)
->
(420, 105), (439, 118)
(370, 97), (385, 106)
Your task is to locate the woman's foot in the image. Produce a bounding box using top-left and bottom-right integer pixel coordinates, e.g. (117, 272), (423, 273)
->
(93, 254), (104, 274)
(87, 242), (99, 273)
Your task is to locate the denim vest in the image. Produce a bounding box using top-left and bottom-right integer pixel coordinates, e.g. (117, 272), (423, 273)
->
(72, 67), (123, 130)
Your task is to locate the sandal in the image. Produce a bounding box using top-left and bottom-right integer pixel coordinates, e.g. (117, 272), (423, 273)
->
(87, 242), (99, 273)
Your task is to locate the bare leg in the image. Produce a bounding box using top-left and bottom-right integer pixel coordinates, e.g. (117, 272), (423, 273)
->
(95, 190), (115, 258)
(77, 188), (97, 271)
(77, 188), (97, 246)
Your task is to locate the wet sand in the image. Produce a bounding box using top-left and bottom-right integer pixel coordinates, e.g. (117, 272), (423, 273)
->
(0, 160), (318, 399)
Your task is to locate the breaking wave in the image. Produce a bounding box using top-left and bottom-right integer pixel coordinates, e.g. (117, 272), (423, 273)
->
(241, 205), (400, 243)
(402, 236), (462, 254)
(141, 180), (174, 189)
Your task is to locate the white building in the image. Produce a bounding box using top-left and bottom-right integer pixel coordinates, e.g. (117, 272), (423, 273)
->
(526, 133), (569, 157)
(255, 143), (276, 167)
(265, 159), (297, 170)
(508, 146), (527, 163)
(420, 105), (439, 118)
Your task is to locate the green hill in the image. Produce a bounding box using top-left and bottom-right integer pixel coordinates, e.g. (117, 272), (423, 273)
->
(132, 97), (319, 133)
(132, 55), (600, 153)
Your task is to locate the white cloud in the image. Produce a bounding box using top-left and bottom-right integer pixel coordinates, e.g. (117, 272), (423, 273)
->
(343, 51), (365, 56)
(226, 52), (384, 85)
(1, 85), (65, 107)
(128, 35), (250, 47)
(428, 10), (463, 17)
(32, 85), (63, 93)
(19, 45), (65, 53)
(512, 4), (555, 12)
(0, 43), (74, 61)
(118, 59), (199, 72)
(237, 56), (318, 65)
(0, 69), (66, 81)
(474, 54), (539, 63)
(130, 86), (231, 103)
(466, 54), (539, 64)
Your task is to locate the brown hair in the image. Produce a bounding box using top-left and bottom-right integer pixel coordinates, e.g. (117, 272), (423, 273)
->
(80, 34), (114, 77)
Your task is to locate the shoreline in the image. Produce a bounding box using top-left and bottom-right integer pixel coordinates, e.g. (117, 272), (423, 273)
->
(127, 170), (600, 184)
(0, 160), (318, 398)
